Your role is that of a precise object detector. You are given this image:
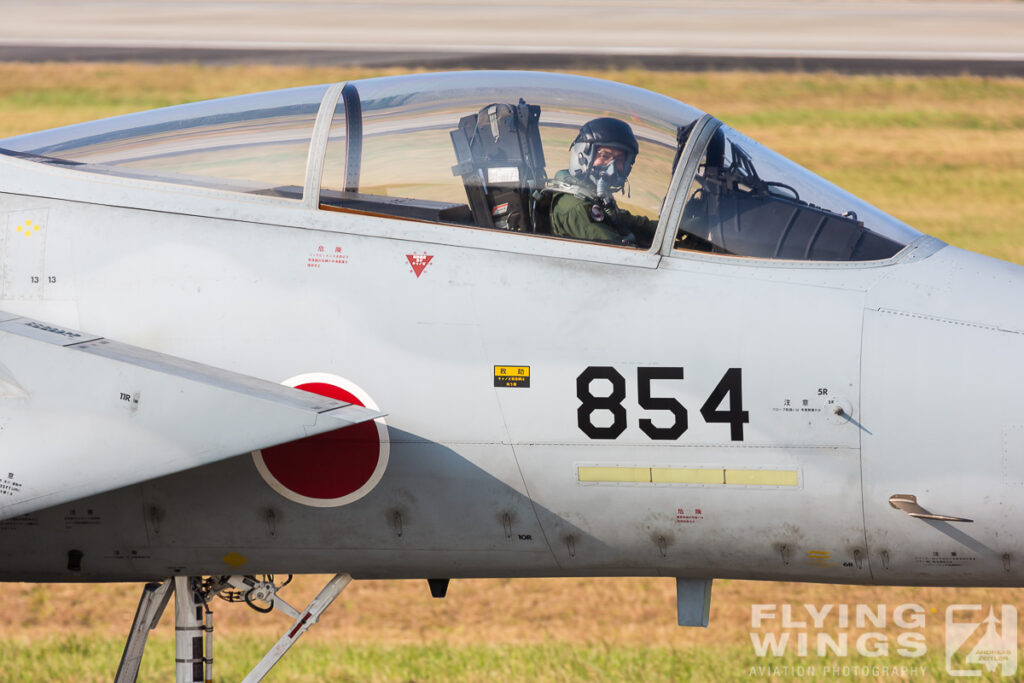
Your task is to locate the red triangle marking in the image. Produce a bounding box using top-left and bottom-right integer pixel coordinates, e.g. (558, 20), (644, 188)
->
(406, 253), (433, 278)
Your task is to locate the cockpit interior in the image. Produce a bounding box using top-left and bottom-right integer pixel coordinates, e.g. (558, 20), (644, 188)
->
(0, 71), (920, 262)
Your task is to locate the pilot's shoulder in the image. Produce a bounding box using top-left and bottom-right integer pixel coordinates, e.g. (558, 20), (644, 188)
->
(550, 190), (592, 221)
(548, 170), (591, 197)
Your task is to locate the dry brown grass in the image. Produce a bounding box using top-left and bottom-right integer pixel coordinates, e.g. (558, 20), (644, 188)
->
(0, 63), (418, 137)
(2, 577), (1022, 648)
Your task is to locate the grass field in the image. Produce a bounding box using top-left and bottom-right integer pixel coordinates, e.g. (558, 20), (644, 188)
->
(2, 578), (1023, 681)
(0, 63), (1023, 681)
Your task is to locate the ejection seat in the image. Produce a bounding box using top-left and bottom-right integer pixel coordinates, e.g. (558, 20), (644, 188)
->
(450, 100), (548, 233)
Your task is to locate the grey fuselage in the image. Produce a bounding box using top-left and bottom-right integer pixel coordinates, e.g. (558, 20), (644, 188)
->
(0, 168), (1022, 587)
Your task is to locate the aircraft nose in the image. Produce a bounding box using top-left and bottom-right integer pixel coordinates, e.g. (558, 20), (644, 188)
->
(860, 244), (1024, 579)
(862, 243), (1024, 439)
(862, 245), (1024, 440)
(866, 244), (1024, 333)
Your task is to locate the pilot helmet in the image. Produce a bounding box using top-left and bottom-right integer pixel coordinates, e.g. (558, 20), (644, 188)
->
(568, 117), (639, 193)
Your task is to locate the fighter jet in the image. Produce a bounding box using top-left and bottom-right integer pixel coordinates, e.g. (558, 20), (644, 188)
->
(0, 70), (1019, 682)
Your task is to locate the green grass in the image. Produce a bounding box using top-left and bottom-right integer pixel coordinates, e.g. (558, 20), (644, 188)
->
(1, 635), (1004, 682)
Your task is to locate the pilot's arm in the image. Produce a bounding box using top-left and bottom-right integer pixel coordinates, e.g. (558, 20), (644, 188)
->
(612, 208), (658, 248)
(551, 193), (657, 247)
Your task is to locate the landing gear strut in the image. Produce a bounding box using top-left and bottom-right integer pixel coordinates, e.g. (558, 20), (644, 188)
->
(114, 573), (352, 683)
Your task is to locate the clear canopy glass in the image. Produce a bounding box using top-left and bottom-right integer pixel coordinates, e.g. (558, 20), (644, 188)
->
(0, 85), (328, 194)
(674, 125), (921, 261)
(320, 71), (703, 239)
(0, 71), (923, 261)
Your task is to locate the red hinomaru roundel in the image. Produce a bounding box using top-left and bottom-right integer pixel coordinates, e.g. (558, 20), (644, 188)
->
(253, 373), (389, 507)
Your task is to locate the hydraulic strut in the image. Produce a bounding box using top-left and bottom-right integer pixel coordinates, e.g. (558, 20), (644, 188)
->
(115, 573), (352, 682)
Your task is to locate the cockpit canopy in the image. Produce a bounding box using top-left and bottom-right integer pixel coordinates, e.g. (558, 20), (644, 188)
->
(0, 71), (922, 261)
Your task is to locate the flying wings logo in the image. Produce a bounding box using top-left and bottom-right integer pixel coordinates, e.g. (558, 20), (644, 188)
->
(946, 605), (1017, 676)
(747, 602), (1019, 678)
(253, 373), (389, 507)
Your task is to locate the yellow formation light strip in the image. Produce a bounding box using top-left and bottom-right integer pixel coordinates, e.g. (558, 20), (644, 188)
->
(652, 468), (724, 484)
(577, 466), (651, 483)
(725, 469), (800, 487)
(579, 466), (799, 487)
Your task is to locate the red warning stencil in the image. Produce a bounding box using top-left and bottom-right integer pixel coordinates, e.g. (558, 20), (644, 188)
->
(307, 245), (349, 269)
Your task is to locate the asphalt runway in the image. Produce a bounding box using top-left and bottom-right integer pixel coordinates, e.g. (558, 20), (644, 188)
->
(2, 1), (1023, 75)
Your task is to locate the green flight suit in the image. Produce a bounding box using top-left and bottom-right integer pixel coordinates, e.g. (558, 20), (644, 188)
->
(548, 170), (658, 248)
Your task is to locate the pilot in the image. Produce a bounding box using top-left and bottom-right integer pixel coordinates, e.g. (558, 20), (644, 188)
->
(548, 118), (657, 247)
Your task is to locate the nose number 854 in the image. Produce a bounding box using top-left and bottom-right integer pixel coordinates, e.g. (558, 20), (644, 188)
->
(576, 366), (748, 441)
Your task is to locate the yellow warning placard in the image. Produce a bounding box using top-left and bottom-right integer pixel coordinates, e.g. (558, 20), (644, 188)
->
(494, 365), (530, 388)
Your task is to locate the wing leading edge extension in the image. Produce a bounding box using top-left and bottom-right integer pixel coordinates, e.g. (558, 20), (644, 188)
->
(0, 313), (384, 520)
